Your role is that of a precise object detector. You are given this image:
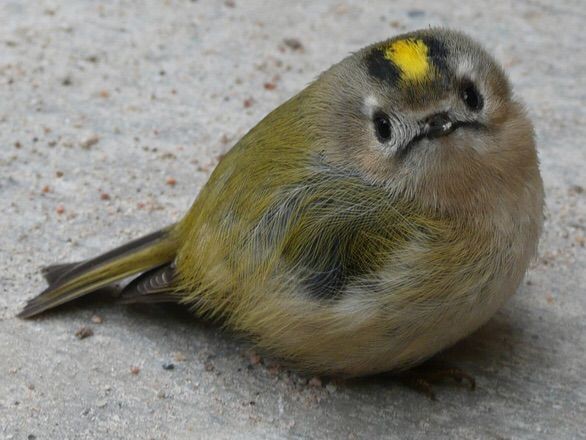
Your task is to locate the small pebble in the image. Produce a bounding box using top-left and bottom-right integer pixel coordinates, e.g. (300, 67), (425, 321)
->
(56, 204), (65, 215)
(407, 9), (425, 18)
(166, 177), (177, 186)
(75, 326), (93, 339)
(162, 362), (175, 370)
(96, 399), (107, 408)
(91, 315), (103, 324)
(130, 366), (140, 375)
(81, 135), (100, 149)
(174, 352), (187, 362)
(283, 37), (303, 51)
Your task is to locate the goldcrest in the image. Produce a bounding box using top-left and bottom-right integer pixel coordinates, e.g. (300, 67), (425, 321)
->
(20, 28), (544, 378)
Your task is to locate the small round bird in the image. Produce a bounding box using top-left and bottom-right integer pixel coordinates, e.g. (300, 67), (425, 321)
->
(20, 29), (544, 380)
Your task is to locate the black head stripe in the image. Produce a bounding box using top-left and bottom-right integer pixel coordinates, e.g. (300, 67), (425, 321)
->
(422, 36), (449, 73)
(366, 48), (401, 86)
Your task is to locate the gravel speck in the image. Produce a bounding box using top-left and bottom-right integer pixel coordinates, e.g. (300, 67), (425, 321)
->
(96, 399), (107, 408)
(407, 9), (426, 18)
(81, 135), (100, 149)
(283, 38), (304, 51)
(74, 326), (93, 340)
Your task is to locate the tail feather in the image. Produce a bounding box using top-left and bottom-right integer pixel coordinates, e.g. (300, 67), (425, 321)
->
(41, 262), (81, 285)
(18, 225), (179, 319)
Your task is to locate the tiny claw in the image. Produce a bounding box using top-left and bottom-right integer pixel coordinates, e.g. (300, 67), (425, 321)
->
(397, 364), (476, 400)
(414, 378), (437, 401)
(398, 375), (438, 401)
(440, 367), (476, 391)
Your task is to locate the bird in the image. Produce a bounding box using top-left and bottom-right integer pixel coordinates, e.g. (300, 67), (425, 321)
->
(19, 28), (544, 381)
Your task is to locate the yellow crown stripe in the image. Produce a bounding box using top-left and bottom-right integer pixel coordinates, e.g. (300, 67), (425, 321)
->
(383, 39), (432, 82)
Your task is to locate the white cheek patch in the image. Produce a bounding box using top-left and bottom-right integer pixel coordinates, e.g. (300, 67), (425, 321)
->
(362, 94), (379, 119)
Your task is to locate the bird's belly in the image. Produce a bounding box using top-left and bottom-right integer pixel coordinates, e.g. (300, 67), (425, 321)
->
(272, 277), (514, 376)
(228, 227), (536, 376)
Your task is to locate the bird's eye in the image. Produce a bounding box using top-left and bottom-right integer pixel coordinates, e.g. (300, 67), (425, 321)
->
(373, 112), (392, 142)
(460, 80), (483, 111)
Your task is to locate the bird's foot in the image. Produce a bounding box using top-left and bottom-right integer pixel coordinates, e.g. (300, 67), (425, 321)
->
(398, 363), (476, 401)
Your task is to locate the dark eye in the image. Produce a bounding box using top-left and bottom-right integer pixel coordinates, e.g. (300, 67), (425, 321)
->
(373, 112), (392, 142)
(460, 80), (483, 111)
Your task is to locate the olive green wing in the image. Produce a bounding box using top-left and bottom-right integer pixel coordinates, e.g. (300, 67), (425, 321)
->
(247, 165), (420, 299)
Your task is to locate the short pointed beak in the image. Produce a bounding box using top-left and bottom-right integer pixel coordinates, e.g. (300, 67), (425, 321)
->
(423, 112), (455, 139)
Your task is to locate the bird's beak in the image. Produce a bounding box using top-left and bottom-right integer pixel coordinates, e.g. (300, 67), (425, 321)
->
(401, 112), (481, 156)
(423, 112), (456, 139)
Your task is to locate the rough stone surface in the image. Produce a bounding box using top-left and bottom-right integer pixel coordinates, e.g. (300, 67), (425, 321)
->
(1, 1), (584, 439)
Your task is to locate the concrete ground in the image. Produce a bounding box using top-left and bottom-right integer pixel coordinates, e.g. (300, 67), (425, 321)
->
(1, 1), (584, 439)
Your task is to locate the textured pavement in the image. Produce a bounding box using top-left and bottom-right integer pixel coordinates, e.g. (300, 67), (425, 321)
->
(1, 1), (585, 439)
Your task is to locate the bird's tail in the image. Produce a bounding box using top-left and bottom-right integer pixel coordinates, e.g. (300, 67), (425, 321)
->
(18, 225), (179, 319)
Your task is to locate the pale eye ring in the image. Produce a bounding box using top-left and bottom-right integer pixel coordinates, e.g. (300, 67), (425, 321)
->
(373, 111), (392, 142)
